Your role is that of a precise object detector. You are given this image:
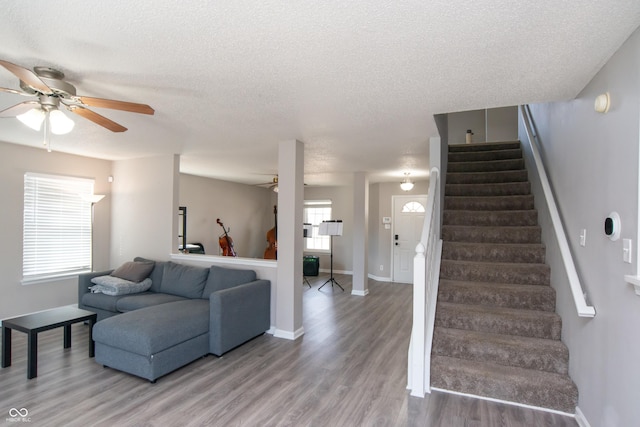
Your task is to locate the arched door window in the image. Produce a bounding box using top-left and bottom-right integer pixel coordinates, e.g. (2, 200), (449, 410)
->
(401, 201), (425, 213)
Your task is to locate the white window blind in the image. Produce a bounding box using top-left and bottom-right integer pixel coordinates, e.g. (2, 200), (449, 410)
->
(23, 173), (94, 282)
(304, 200), (332, 251)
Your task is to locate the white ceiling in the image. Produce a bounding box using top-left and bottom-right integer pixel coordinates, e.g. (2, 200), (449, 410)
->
(1, 1), (639, 186)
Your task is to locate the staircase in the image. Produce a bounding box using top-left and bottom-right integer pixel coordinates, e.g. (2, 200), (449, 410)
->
(430, 141), (578, 414)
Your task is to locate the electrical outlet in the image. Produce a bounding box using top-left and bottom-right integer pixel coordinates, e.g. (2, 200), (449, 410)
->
(379, 264), (384, 271)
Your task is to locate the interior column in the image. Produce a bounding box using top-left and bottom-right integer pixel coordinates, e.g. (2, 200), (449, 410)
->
(352, 171), (369, 296)
(274, 140), (305, 339)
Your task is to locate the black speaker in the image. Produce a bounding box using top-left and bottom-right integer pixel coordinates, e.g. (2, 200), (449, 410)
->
(303, 256), (319, 276)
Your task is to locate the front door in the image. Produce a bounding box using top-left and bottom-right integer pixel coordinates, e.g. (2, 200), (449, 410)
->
(392, 195), (428, 284)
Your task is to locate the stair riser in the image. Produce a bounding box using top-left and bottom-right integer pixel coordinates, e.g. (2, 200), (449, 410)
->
(448, 158), (525, 173)
(430, 356), (577, 413)
(438, 282), (556, 311)
(445, 182), (531, 197)
(447, 170), (529, 185)
(432, 328), (569, 374)
(443, 210), (538, 227)
(448, 148), (523, 163)
(440, 260), (550, 286)
(442, 226), (541, 244)
(435, 304), (561, 340)
(445, 195), (534, 211)
(448, 142), (521, 152)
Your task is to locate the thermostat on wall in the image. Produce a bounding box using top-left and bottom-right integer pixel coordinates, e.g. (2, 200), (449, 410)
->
(382, 217), (391, 224)
(605, 212), (621, 241)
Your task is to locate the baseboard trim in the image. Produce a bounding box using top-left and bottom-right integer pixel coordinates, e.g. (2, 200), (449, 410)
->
(351, 289), (370, 296)
(574, 407), (591, 427)
(367, 274), (392, 282)
(431, 387), (576, 418)
(273, 326), (305, 340)
(318, 268), (353, 275)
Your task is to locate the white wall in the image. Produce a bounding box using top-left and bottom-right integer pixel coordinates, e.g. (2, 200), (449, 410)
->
(0, 142), (112, 319)
(486, 106), (518, 142)
(110, 154), (179, 266)
(448, 109), (486, 144)
(179, 174), (274, 258)
(520, 27), (640, 427)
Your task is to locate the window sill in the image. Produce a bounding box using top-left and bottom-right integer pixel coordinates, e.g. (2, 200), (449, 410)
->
(21, 271), (89, 286)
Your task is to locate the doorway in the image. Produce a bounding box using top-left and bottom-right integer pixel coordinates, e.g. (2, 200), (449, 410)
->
(392, 195), (428, 284)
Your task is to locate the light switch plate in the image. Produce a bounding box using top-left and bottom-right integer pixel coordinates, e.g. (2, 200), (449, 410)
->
(579, 229), (587, 247)
(623, 238), (632, 263)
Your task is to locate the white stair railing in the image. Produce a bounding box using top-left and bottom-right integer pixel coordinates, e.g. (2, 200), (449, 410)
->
(519, 105), (595, 318)
(407, 166), (442, 397)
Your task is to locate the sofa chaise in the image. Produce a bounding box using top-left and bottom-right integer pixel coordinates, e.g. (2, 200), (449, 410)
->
(78, 258), (270, 381)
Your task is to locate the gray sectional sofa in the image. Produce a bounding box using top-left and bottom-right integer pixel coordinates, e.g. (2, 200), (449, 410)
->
(78, 258), (270, 382)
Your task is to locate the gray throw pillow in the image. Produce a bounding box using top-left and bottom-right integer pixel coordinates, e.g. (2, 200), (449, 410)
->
(160, 261), (209, 298)
(110, 260), (155, 282)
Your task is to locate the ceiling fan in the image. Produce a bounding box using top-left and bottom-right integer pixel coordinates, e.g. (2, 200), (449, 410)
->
(256, 176), (280, 192)
(0, 59), (154, 134)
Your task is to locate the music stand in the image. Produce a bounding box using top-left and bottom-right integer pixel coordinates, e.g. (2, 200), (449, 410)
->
(318, 220), (344, 291)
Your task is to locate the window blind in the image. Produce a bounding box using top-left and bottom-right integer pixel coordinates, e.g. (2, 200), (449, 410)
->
(23, 172), (94, 282)
(304, 200), (332, 251)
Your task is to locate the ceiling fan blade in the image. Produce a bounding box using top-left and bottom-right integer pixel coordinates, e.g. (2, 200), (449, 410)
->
(68, 106), (127, 132)
(0, 60), (53, 94)
(0, 100), (40, 117)
(0, 86), (31, 96)
(76, 96), (154, 115)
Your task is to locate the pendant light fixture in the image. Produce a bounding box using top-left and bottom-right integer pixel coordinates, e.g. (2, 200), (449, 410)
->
(400, 172), (414, 191)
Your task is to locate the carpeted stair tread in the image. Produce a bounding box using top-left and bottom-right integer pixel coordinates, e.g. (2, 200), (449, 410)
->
(448, 148), (523, 163)
(440, 259), (550, 286)
(430, 355), (577, 414)
(445, 195), (534, 211)
(443, 210), (539, 227)
(445, 181), (531, 197)
(432, 327), (569, 374)
(447, 170), (529, 185)
(438, 280), (556, 312)
(448, 141), (521, 152)
(435, 302), (562, 340)
(442, 242), (546, 263)
(448, 158), (525, 173)
(442, 225), (542, 244)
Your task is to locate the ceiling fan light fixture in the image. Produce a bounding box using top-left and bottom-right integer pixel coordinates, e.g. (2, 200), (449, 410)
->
(400, 173), (414, 191)
(49, 109), (75, 135)
(17, 107), (45, 131)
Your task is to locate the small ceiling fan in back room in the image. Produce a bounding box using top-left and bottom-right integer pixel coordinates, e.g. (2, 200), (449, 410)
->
(0, 59), (154, 150)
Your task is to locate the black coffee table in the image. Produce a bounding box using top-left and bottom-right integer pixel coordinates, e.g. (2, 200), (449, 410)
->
(1, 306), (97, 379)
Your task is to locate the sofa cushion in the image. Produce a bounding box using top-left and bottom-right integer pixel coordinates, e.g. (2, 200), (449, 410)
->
(111, 260), (155, 282)
(160, 261), (208, 299)
(81, 292), (123, 312)
(134, 257), (166, 292)
(93, 299), (210, 356)
(116, 293), (187, 312)
(202, 265), (257, 298)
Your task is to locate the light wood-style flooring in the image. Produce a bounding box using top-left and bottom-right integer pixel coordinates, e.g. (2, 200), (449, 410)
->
(1, 274), (578, 426)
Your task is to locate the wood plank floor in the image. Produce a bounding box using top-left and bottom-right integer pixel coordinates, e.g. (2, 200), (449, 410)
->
(0, 274), (578, 426)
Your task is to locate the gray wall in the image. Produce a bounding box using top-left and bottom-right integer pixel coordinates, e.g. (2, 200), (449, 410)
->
(520, 27), (640, 427)
(179, 174), (274, 258)
(448, 107), (518, 145)
(0, 142), (112, 319)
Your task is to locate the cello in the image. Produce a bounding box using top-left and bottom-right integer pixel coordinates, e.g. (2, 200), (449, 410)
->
(216, 218), (237, 257)
(264, 205), (277, 259)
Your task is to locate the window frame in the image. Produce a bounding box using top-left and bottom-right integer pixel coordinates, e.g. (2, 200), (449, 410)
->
(303, 199), (333, 253)
(22, 172), (95, 284)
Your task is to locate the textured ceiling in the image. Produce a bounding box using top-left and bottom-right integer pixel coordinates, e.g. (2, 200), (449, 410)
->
(1, 1), (639, 186)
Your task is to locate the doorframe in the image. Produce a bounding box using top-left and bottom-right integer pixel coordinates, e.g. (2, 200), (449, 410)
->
(390, 194), (428, 283)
